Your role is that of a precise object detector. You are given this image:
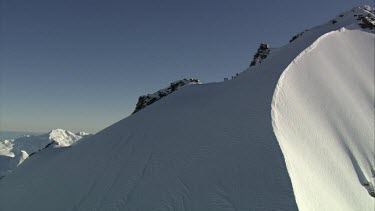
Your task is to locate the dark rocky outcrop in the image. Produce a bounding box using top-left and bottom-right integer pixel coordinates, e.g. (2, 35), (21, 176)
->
(28, 141), (58, 157)
(331, 19), (338, 24)
(289, 30), (308, 43)
(133, 78), (200, 113)
(352, 6), (374, 31)
(357, 14), (375, 30)
(249, 43), (270, 67)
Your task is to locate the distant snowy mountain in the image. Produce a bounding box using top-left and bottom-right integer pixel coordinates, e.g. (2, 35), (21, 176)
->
(0, 6), (373, 211)
(0, 129), (91, 179)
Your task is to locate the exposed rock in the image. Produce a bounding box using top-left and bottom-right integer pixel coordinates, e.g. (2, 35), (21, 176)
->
(363, 182), (375, 197)
(133, 78), (200, 113)
(357, 14), (375, 30)
(290, 31), (304, 43)
(249, 43), (270, 67)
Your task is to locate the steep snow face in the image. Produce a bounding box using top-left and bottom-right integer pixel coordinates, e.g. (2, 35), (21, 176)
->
(133, 78), (200, 113)
(0, 6), (373, 211)
(0, 129), (91, 178)
(272, 29), (375, 211)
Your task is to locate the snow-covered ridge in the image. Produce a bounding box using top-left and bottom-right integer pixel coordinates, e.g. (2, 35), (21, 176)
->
(0, 129), (91, 178)
(248, 6), (374, 70)
(345, 5), (374, 31)
(0, 5), (373, 211)
(288, 5), (374, 44)
(133, 78), (200, 113)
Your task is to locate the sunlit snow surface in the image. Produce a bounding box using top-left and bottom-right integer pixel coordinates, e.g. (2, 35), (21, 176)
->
(272, 29), (374, 210)
(0, 6), (374, 211)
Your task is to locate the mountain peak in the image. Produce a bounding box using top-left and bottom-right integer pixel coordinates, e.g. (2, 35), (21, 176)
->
(330, 5), (374, 30)
(288, 5), (374, 44)
(48, 129), (78, 145)
(48, 129), (92, 147)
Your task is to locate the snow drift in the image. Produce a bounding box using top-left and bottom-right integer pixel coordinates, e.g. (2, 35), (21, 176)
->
(0, 6), (373, 211)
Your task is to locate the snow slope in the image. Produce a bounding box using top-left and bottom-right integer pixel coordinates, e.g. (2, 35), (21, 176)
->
(272, 29), (375, 210)
(0, 6), (373, 211)
(0, 129), (91, 178)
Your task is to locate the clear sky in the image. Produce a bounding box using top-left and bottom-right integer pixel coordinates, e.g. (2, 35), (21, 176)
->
(1, 0), (373, 133)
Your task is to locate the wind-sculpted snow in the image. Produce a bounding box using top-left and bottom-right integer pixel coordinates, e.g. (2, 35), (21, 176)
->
(272, 29), (375, 210)
(0, 6), (373, 211)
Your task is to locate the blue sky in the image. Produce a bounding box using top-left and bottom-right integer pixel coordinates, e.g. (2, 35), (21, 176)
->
(1, 0), (373, 133)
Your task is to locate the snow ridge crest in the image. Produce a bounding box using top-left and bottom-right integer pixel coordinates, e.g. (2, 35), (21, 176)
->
(133, 78), (200, 113)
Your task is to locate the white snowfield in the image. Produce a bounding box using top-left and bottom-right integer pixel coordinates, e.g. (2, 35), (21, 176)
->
(0, 6), (373, 211)
(0, 129), (91, 178)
